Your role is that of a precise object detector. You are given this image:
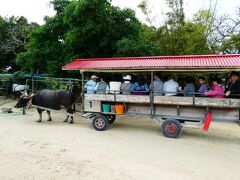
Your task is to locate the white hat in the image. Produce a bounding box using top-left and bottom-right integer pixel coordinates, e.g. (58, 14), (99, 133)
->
(91, 75), (98, 79)
(123, 75), (131, 81)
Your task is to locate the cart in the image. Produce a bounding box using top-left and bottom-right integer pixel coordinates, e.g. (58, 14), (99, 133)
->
(63, 54), (240, 138)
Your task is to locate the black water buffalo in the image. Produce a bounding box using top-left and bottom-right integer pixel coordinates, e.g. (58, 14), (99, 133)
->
(15, 89), (79, 123)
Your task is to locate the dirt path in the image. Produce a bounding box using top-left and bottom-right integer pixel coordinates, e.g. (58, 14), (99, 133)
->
(0, 100), (240, 180)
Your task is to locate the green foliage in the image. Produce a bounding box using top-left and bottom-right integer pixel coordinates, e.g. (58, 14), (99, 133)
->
(115, 25), (161, 56)
(222, 34), (240, 54)
(0, 16), (37, 71)
(64, 0), (141, 58)
(16, 0), (70, 75)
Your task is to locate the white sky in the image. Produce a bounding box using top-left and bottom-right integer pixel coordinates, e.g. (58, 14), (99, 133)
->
(0, 0), (239, 26)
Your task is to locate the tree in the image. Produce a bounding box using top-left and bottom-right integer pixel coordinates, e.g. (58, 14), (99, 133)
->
(0, 16), (37, 71)
(153, 1), (213, 55)
(64, 0), (141, 59)
(115, 25), (161, 57)
(16, 0), (71, 75)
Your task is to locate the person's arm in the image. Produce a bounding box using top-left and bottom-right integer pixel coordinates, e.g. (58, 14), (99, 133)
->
(84, 82), (88, 89)
(95, 83), (99, 91)
(106, 85), (110, 94)
(163, 83), (167, 94)
(130, 83), (135, 92)
(145, 84), (150, 92)
(205, 89), (218, 97)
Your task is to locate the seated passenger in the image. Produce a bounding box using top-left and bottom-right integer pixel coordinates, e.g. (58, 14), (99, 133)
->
(95, 77), (109, 94)
(150, 73), (164, 96)
(183, 76), (195, 97)
(225, 71), (240, 98)
(205, 78), (224, 98)
(177, 77), (185, 92)
(131, 74), (149, 95)
(197, 76), (208, 96)
(164, 76), (179, 96)
(84, 75), (98, 94)
(120, 75), (133, 95)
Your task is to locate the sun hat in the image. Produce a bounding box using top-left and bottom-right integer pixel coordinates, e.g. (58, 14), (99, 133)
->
(123, 75), (131, 81)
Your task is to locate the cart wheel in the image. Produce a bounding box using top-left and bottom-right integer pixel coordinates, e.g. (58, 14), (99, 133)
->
(108, 115), (116, 124)
(161, 119), (182, 138)
(92, 115), (109, 131)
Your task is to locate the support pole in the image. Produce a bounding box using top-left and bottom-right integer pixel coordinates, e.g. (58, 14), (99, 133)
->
(81, 71), (85, 113)
(150, 71), (154, 118)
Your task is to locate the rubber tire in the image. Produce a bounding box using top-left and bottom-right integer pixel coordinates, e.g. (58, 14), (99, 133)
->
(108, 115), (116, 124)
(161, 119), (182, 138)
(92, 115), (109, 131)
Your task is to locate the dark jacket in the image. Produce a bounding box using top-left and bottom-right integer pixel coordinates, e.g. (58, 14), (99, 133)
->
(225, 80), (240, 98)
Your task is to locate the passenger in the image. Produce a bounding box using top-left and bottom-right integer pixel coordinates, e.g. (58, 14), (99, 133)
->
(164, 76), (179, 96)
(225, 71), (240, 98)
(95, 77), (109, 94)
(177, 77), (185, 92)
(131, 74), (149, 95)
(84, 75), (98, 94)
(150, 73), (164, 96)
(197, 76), (208, 96)
(205, 78), (224, 98)
(120, 75), (133, 95)
(183, 76), (195, 97)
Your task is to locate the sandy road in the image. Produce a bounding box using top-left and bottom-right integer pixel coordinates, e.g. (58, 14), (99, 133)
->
(0, 100), (240, 180)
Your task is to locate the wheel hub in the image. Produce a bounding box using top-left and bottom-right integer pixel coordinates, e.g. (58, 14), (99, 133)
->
(95, 118), (105, 128)
(165, 123), (177, 134)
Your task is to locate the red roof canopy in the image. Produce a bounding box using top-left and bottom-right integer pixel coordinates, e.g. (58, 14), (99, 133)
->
(62, 54), (240, 72)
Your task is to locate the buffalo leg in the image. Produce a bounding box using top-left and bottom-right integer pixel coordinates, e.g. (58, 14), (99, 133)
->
(63, 116), (69, 123)
(47, 111), (52, 121)
(37, 109), (43, 122)
(68, 108), (74, 124)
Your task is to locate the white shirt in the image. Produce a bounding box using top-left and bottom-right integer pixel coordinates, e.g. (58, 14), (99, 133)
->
(164, 79), (179, 96)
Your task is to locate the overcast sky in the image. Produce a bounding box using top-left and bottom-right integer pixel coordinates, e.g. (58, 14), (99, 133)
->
(0, 0), (239, 26)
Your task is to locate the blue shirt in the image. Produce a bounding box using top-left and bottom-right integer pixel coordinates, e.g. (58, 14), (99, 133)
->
(131, 82), (149, 95)
(84, 80), (97, 94)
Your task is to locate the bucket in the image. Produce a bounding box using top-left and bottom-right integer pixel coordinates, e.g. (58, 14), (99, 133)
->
(102, 104), (111, 112)
(109, 81), (121, 94)
(115, 103), (124, 114)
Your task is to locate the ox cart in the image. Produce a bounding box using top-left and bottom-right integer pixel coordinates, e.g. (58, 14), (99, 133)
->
(60, 54), (240, 138)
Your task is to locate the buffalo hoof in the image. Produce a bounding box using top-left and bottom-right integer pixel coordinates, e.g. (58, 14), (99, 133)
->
(36, 120), (42, 123)
(69, 121), (74, 124)
(63, 120), (68, 123)
(47, 119), (52, 122)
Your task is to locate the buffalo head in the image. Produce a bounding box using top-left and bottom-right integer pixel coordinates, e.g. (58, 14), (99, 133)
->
(14, 94), (34, 108)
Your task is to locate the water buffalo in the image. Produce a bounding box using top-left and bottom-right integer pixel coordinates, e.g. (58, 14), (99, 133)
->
(15, 89), (79, 123)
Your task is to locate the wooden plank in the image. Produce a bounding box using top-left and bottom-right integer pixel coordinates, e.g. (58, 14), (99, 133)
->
(154, 96), (193, 105)
(84, 94), (114, 101)
(195, 97), (240, 108)
(116, 95), (150, 103)
(84, 100), (101, 112)
(127, 104), (151, 114)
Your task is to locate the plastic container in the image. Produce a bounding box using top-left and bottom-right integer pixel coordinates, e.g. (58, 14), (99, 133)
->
(109, 81), (121, 94)
(102, 104), (111, 112)
(115, 103), (124, 114)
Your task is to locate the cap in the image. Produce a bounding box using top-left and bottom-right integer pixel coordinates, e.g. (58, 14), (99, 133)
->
(123, 75), (131, 81)
(91, 75), (98, 79)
